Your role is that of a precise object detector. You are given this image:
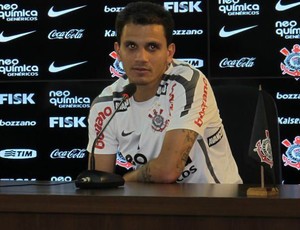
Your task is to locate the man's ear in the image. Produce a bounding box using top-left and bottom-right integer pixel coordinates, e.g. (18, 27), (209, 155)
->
(114, 42), (121, 60)
(167, 43), (176, 63)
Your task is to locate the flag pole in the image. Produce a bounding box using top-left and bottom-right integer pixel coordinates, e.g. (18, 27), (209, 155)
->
(259, 85), (265, 189)
(261, 165), (264, 188)
(259, 85), (266, 190)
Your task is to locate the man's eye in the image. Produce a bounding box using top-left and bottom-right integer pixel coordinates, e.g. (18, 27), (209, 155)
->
(127, 44), (136, 49)
(149, 44), (158, 51)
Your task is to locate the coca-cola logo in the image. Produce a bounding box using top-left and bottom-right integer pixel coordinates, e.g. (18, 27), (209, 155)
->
(50, 149), (86, 159)
(219, 57), (256, 68)
(48, 29), (84, 40)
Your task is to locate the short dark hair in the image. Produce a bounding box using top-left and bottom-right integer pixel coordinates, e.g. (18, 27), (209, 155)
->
(115, 1), (174, 45)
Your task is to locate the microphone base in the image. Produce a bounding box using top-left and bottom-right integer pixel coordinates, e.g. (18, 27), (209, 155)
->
(75, 170), (125, 189)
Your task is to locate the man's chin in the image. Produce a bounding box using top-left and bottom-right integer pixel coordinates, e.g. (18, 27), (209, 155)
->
(130, 81), (148, 86)
(128, 76), (149, 85)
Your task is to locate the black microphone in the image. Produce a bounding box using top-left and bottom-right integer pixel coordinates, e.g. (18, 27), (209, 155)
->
(75, 83), (137, 189)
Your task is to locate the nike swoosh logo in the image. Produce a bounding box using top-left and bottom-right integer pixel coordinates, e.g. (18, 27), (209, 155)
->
(219, 25), (258, 38)
(48, 5), (87, 17)
(49, 61), (87, 73)
(121, 131), (134, 137)
(275, 0), (300, 11)
(0, 31), (36, 42)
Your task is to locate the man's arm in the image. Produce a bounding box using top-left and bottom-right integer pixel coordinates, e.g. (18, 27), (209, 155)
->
(89, 153), (116, 173)
(123, 129), (198, 183)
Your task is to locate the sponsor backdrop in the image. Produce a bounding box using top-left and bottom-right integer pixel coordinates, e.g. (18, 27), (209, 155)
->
(0, 0), (299, 183)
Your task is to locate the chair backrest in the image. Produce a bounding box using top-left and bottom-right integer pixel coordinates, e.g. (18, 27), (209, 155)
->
(212, 84), (282, 184)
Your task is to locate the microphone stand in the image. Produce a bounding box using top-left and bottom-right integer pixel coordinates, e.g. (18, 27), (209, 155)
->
(75, 95), (131, 189)
(89, 95), (128, 171)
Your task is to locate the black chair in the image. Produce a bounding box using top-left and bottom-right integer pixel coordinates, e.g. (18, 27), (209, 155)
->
(212, 84), (282, 184)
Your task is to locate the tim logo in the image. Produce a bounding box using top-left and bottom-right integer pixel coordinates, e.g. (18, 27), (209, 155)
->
(0, 149), (37, 159)
(49, 116), (86, 128)
(178, 58), (204, 68)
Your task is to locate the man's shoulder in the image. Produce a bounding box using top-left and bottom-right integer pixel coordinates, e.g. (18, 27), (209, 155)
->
(165, 59), (204, 80)
(102, 77), (128, 96)
(162, 59), (207, 91)
(91, 78), (128, 108)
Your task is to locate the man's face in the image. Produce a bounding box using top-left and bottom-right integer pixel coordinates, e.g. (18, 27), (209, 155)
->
(114, 23), (175, 87)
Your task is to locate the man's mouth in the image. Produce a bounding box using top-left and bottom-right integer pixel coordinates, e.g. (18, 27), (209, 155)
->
(132, 67), (150, 73)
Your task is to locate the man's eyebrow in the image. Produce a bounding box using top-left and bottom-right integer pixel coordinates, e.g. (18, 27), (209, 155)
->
(123, 40), (135, 44)
(147, 41), (162, 47)
(122, 40), (136, 46)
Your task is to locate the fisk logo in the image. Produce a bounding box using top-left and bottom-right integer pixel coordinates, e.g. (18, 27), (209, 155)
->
(164, 1), (202, 13)
(49, 116), (86, 128)
(0, 149), (37, 159)
(0, 93), (35, 105)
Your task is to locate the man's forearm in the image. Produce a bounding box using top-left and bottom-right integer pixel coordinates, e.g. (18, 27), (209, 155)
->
(123, 129), (198, 183)
(123, 161), (153, 183)
(123, 159), (178, 183)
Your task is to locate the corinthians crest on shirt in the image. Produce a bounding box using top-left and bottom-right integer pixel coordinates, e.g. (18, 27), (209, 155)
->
(148, 108), (170, 132)
(280, 44), (300, 80)
(253, 130), (274, 168)
(282, 136), (300, 170)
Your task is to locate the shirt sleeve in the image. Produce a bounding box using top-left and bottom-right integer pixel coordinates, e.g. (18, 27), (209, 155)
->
(86, 100), (119, 155)
(167, 73), (221, 136)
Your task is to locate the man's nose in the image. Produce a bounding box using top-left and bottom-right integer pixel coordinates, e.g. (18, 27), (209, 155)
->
(135, 48), (148, 61)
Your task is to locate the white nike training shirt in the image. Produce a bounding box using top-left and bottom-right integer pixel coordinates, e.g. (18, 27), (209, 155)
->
(87, 59), (242, 184)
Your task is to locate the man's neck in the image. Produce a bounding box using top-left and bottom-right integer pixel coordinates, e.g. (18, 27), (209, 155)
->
(134, 82), (160, 102)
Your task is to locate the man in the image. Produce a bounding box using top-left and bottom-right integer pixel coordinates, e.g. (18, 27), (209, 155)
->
(87, 1), (242, 184)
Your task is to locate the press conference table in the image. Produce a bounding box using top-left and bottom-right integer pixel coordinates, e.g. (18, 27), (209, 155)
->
(0, 182), (300, 230)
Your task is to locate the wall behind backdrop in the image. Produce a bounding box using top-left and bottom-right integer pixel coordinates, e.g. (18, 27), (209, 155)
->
(0, 0), (299, 183)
